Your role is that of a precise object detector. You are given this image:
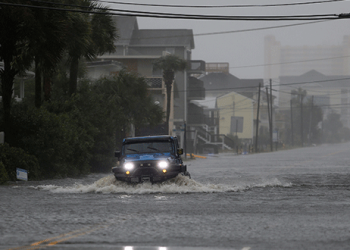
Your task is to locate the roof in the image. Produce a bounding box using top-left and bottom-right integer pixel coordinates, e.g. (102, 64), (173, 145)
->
(113, 16), (139, 46)
(280, 70), (350, 88)
(217, 90), (254, 102)
(200, 72), (263, 91)
(123, 135), (176, 144)
(190, 97), (217, 110)
(130, 29), (195, 49)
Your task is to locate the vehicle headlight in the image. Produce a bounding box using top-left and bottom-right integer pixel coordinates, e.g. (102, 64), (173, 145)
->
(158, 161), (168, 168)
(124, 162), (134, 170)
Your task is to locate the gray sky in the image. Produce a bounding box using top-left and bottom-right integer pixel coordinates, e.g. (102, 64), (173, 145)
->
(107, 0), (350, 79)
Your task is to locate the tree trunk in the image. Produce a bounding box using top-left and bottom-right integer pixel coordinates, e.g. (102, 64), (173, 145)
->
(43, 71), (52, 102)
(165, 81), (171, 134)
(163, 70), (174, 135)
(69, 56), (79, 96)
(35, 57), (42, 108)
(1, 56), (16, 145)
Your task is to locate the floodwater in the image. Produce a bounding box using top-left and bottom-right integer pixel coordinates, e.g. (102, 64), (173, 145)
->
(1, 143), (350, 250)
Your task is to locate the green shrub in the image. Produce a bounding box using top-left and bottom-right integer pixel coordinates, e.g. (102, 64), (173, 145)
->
(10, 104), (92, 178)
(0, 161), (9, 184)
(0, 143), (40, 181)
(1, 70), (163, 178)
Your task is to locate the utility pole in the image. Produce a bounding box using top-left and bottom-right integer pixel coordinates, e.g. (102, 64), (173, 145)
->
(309, 96), (314, 145)
(184, 122), (187, 159)
(266, 86), (272, 151)
(270, 79), (273, 151)
(300, 94), (304, 147)
(290, 99), (294, 146)
(255, 83), (261, 153)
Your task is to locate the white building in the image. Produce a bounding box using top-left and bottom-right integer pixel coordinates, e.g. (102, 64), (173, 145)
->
(264, 35), (350, 79)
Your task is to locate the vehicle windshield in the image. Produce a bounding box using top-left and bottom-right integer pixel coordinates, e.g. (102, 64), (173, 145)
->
(124, 141), (174, 154)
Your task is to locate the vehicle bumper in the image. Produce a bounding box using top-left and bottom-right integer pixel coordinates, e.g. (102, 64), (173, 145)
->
(112, 165), (187, 183)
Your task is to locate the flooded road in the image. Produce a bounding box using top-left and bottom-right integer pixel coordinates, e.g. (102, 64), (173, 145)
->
(1, 143), (350, 250)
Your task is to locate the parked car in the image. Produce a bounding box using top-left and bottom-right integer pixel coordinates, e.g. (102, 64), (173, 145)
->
(112, 135), (190, 183)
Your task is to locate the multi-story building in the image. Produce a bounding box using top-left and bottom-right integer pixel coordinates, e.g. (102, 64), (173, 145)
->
(265, 35), (350, 138)
(198, 71), (273, 147)
(87, 16), (206, 150)
(264, 35), (350, 80)
(216, 92), (255, 144)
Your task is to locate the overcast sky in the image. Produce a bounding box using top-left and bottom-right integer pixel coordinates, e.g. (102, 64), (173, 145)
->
(107, 0), (350, 79)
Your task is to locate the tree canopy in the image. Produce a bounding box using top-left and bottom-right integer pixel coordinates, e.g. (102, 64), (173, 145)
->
(0, 1), (164, 180)
(153, 54), (187, 133)
(0, 0), (116, 145)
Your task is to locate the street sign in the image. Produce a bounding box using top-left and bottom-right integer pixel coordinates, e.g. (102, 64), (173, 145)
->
(16, 168), (28, 181)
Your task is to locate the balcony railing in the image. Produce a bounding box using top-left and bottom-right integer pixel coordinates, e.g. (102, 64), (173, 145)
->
(206, 62), (229, 74)
(144, 77), (164, 89)
(194, 126), (235, 150)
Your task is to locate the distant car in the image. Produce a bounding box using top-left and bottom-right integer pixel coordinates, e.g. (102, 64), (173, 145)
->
(112, 135), (190, 183)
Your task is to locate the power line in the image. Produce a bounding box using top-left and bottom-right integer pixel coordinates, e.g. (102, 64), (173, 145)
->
(278, 88), (347, 99)
(273, 77), (350, 87)
(195, 20), (330, 37)
(0, 1), (342, 21)
(23, 0), (338, 43)
(278, 102), (350, 109)
(95, 0), (345, 8)
(219, 101), (350, 113)
(114, 20), (331, 42)
(275, 80), (350, 96)
(229, 53), (349, 69)
(173, 76), (350, 96)
(200, 76), (350, 93)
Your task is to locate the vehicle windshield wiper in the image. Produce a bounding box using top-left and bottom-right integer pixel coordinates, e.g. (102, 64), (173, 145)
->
(127, 148), (139, 153)
(147, 146), (164, 155)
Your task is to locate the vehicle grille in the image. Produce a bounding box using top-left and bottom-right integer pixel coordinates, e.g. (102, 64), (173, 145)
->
(136, 161), (156, 168)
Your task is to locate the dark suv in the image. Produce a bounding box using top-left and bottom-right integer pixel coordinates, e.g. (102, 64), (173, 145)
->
(112, 135), (190, 183)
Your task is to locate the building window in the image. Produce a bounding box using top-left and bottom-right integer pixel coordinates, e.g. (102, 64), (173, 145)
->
(231, 116), (244, 134)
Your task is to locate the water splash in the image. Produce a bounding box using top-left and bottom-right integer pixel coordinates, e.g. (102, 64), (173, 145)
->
(29, 174), (292, 194)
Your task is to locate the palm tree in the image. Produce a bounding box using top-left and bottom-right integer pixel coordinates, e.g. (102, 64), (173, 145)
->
(31, 0), (68, 106)
(66, 0), (117, 96)
(0, 1), (35, 144)
(153, 54), (187, 133)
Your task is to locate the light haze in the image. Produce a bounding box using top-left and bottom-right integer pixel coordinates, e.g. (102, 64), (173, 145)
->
(107, 0), (350, 78)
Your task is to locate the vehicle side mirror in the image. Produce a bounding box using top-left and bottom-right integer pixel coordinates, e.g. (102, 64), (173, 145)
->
(115, 151), (121, 159)
(177, 148), (183, 155)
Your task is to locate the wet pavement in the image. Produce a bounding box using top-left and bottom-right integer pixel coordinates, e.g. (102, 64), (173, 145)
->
(1, 143), (350, 250)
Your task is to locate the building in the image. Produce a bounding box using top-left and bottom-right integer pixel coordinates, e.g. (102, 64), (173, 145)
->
(200, 72), (263, 99)
(279, 70), (350, 129)
(0, 62), (34, 102)
(198, 71), (274, 147)
(264, 35), (350, 80)
(217, 92), (255, 144)
(87, 16), (206, 150)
